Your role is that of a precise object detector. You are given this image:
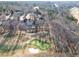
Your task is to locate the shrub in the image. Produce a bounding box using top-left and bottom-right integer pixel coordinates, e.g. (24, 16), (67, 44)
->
(66, 16), (76, 21)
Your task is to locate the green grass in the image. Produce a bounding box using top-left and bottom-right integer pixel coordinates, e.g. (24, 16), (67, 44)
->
(28, 39), (51, 51)
(0, 44), (22, 53)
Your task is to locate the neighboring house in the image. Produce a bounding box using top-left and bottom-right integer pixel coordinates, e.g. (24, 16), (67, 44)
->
(25, 6), (45, 33)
